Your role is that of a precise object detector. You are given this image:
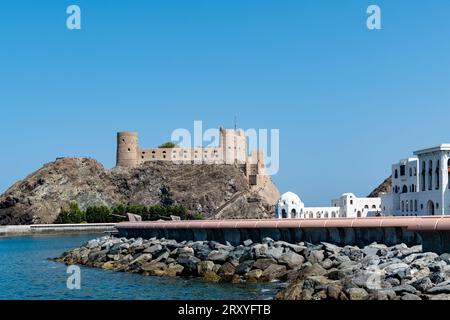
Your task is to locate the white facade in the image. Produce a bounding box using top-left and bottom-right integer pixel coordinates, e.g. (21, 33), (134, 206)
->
(381, 144), (450, 216)
(276, 192), (381, 219)
(276, 192), (304, 219)
(331, 193), (381, 218)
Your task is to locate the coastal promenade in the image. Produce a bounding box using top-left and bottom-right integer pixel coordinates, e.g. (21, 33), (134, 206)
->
(116, 216), (450, 254)
(0, 223), (116, 237)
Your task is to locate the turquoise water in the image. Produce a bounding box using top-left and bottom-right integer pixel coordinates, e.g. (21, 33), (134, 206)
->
(0, 234), (280, 300)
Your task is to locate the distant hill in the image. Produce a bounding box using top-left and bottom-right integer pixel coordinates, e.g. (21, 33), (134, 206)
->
(0, 158), (280, 225)
(368, 176), (392, 198)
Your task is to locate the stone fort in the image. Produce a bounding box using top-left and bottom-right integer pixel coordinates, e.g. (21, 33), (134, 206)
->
(116, 128), (266, 187)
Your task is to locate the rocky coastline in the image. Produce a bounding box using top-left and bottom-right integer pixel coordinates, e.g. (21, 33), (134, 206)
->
(56, 235), (450, 300)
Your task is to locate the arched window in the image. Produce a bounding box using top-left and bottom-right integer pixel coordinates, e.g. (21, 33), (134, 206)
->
(357, 211), (361, 218)
(415, 200), (418, 212)
(436, 160), (440, 190)
(429, 160), (433, 190)
(422, 161), (426, 191)
(316, 212), (321, 219)
(401, 201), (405, 212)
(291, 209), (297, 218)
(409, 167), (412, 176)
(372, 205), (377, 209)
(309, 212), (313, 218)
(332, 212), (336, 218)
(402, 185), (408, 194)
(406, 201), (409, 212)
(395, 169), (398, 179)
(364, 205), (369, 209)
(324, 212), (329, 218)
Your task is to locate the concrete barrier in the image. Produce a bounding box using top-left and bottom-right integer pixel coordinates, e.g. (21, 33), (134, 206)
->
(0, 223), (117, 237)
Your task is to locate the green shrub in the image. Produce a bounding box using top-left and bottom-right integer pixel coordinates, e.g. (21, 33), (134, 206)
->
(86, 205), (112, 223)
(54, 202), (198, 223)
(55, 202), (86, 224)
(158, 142), (178, 148)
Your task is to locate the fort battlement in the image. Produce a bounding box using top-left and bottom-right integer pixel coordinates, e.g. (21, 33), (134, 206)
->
(116, 128), (266, 187)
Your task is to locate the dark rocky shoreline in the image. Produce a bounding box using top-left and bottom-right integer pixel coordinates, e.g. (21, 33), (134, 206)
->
(56, 235), (450, 300)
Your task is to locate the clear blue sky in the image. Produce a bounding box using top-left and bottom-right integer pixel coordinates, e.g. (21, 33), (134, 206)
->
(1, 0), (450, 205)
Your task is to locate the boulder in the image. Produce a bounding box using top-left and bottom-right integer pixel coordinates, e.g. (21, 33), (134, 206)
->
(430, 294), (450, 300)
(197, 261), (215, 276)
(275, 280), (303, 300)
(218, 262), (236, 282)
(275, 241), (307, 254)
(384, 263), (411, 280)
(401, 293), (421, 301)
(245, 269), (263, 283)
(429, 272), (447, 284)
(253, 258), (277, 271)
(279, 252), (305, 269)
(101, 261), (116, 270)
(177, 247), (195, 256)
(427, 285), (450, 294)
(144, 244), (163, 255)
(321, 242), (342, 255)
(347, 288), (369, 300)
(141, 262), (167, 276)
(166, 264), (184, 277)
(307, 250), (325, 264)
(266, 246), (284, 260)
(410, 277), (433, 292)
(321, 259), (334, 270)
(372, 289), (397, 300)
(253, 244), (269, 258)
(177, 254), (201, 275)
(300, 263), (327, 278)
(326, 285), (344, 300)
(235, 260), (254, 275)
(202, 271), (221, 282)
(343, 246), (364, 261)
(261, 264), (287, 282)
(391, 284), (418, 295)
(303, 276), (335, 290)
(207, 250), (230, 263)
(130, 253), (153, 266)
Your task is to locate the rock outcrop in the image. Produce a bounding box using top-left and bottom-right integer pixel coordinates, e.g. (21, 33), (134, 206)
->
(0, 158), (279, 225)
(368, 176), (392, 198)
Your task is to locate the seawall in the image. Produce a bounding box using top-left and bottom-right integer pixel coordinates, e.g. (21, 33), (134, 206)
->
(0, 223), (117, 237)
(116, 216), (450, 254)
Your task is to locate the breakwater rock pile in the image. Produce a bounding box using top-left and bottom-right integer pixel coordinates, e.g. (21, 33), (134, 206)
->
(57, 236), (450, 300)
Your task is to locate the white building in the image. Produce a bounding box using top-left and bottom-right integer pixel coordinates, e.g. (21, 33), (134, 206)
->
(381, 144), (450, 216)
(276, 192), (381, 219)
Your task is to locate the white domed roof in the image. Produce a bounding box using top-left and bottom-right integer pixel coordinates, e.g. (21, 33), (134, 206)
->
(341, 192), (355, 198)
(279, 191), (302, 204)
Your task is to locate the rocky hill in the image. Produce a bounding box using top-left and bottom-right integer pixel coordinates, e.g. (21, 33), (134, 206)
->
(0, 158), (280, 225)
(368, 176), (392, 198)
